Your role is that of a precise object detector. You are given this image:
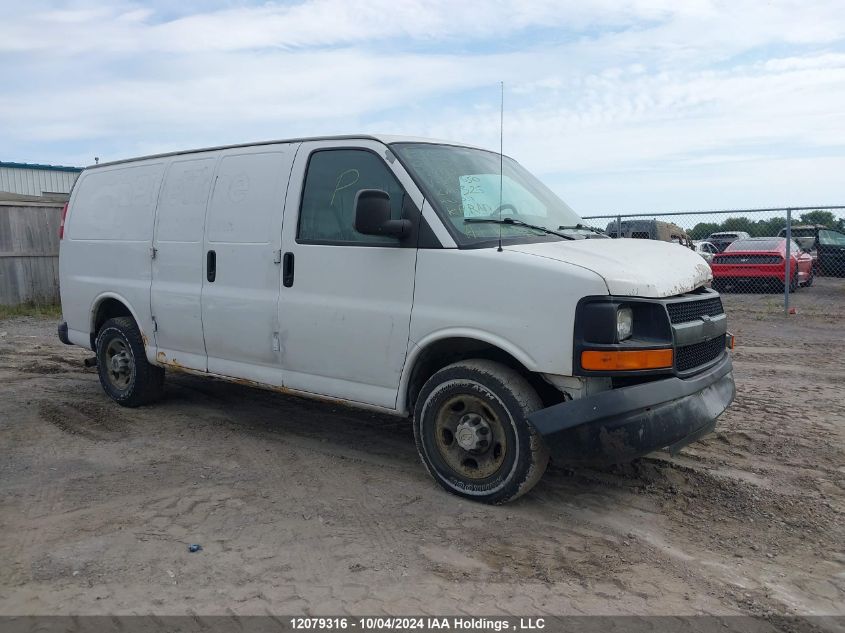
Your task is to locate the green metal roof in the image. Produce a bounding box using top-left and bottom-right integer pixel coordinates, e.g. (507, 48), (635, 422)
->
(0, 161), (83, 173)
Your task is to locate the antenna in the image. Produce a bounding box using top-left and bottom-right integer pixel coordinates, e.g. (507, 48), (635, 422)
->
(497, 81), (504, 253)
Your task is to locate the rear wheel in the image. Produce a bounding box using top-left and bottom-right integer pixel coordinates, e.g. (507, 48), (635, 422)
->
(413, 359), (549, 504)
(779, 269), (799, 293)
(95, 317), (164, 407)
(802, 269), (814, 287)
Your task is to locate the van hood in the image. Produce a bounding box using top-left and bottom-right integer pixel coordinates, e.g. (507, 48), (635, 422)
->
(506, 239), (713, 298)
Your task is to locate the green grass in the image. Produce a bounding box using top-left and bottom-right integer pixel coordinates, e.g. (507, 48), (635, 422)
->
(0, 302), (62, 319)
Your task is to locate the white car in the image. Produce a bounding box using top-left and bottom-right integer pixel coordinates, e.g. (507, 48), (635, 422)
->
(694, 240), (719, 263)
(58, 135), (735, 503)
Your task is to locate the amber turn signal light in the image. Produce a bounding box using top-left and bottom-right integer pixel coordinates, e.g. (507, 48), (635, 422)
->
(581, 349), (674, 371)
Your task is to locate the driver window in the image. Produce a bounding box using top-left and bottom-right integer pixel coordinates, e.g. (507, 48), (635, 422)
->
(298, 149), (405, 245)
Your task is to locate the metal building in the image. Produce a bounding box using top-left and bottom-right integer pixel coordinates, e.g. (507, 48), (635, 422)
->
(0, 161), (83, 199)
(0, 161), (82, 305)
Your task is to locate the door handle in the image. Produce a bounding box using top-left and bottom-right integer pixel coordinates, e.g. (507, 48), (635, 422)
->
(282, 252), (294, 287)
(207, 250), (216, 283)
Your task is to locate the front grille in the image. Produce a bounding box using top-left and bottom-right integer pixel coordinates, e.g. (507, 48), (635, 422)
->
(666, 296), (724, 324)
(712, 254), (782, 265)
(676, 335), (725, 372)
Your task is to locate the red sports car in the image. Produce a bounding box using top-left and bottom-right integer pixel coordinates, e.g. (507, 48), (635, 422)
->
(711, 237), (814, 292)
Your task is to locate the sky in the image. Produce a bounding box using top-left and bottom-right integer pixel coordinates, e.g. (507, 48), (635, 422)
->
(2, 0), (845, 215)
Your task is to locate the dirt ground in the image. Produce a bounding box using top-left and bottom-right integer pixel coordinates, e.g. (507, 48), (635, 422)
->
(0, 279), (843, 620)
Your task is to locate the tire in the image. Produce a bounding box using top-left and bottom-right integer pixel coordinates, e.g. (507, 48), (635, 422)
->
(711, 279), (724, 293)
(779, 270), (799, 293)
(95, 316), (164, 407)
(413, 359), (550, 504)
(803, 269), (814, 287)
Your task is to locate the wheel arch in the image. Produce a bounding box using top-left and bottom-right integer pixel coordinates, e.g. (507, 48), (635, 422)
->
(398, 330), (561, 416)
(89, 293), (145, 350)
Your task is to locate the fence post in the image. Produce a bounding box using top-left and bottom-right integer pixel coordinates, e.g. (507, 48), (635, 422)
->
(616, 213), (622, 238)
(784, 208), (792, 315)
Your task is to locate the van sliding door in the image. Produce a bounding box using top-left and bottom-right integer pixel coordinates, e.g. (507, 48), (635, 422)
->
(201, 145), (298, 383)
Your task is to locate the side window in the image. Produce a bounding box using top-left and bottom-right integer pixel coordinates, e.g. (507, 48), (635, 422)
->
(298, 149), (405, 245)
(820, 230), (845, 246)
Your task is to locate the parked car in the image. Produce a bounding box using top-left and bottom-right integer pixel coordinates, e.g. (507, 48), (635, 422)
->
(606, 219), (693, 247)
(706, 231), (751, 253)
(693, 240), (719, 263)
(817, 229), (845, 276)
(58, 134), (735, 504)
(711, 237), (814, 292)
(777, 225), (845, 277)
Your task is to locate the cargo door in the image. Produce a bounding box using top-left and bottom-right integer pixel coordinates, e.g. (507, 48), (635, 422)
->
(201, 145), (297, 383)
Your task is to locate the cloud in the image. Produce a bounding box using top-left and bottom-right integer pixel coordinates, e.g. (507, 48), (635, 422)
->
(6, 0), (844, 55)
(1, 0), (844, 212)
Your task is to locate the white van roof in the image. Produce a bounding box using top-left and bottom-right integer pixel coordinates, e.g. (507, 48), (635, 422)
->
(87, 135), (488, 169)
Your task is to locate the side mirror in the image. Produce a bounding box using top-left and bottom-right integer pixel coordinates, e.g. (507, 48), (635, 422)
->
(354, 189), (411, 239)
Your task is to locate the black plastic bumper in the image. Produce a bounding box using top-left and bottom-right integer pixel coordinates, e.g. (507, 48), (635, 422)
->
(57, 321), (72, 346)
(528, 354), (735, 465)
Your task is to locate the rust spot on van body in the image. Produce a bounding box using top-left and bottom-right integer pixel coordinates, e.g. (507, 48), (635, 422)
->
(155, 351), (186, 372)
(228, 376), (347, 407)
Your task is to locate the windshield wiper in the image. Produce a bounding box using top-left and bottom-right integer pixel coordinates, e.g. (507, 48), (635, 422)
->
(465, 217), (574, 240)
(558, 223), (605, 235)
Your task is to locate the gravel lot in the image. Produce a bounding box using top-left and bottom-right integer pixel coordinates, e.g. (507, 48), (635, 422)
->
(1, 280), (843, 619)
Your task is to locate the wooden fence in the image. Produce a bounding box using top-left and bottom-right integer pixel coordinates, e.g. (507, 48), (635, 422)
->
(0, 201), (62, 305)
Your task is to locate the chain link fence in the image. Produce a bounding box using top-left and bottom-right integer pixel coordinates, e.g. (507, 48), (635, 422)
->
(582, 206), (845, 313)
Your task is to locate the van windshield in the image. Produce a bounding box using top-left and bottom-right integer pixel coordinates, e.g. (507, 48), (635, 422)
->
(391, 143), (582, 246)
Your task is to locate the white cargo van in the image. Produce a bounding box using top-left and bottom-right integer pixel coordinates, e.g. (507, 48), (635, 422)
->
(58, 135), (735, 503)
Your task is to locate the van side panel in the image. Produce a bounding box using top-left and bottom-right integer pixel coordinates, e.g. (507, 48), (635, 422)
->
(405, 248), (608, 398)
(60, 162), (165, 347)
(150, 156), (218, 371)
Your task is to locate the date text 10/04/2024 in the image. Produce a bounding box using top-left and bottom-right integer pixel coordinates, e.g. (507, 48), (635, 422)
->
(289, 617), (546, 630)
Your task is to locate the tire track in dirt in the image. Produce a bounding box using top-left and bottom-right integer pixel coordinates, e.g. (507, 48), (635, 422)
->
(37, 401), (129, 442)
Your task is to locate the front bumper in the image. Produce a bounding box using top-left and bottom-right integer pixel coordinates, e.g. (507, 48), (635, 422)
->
(528, 353), (735, 465)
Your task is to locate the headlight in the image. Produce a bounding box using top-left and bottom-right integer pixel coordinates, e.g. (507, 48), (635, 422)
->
(616, 307), (633, 341)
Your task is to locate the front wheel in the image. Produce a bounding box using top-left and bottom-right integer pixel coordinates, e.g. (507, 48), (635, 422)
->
(95, 316), (164, 407)
(413, 359), (550, 504)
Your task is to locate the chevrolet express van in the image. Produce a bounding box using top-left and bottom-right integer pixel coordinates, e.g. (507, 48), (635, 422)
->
(58, 135), (735, 503)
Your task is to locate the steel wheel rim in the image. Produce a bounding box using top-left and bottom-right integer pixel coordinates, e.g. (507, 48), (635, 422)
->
(105, 338), (132, 390)
(434, 393), (508, 480)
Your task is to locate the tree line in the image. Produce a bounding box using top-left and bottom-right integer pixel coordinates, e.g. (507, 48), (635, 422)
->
(688, 210), (845, 240)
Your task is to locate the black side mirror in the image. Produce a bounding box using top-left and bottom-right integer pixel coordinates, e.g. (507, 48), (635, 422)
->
(354, 189), (411, 238)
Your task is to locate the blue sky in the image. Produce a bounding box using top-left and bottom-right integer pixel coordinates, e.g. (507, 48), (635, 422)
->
(2, 0), (845, 214)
